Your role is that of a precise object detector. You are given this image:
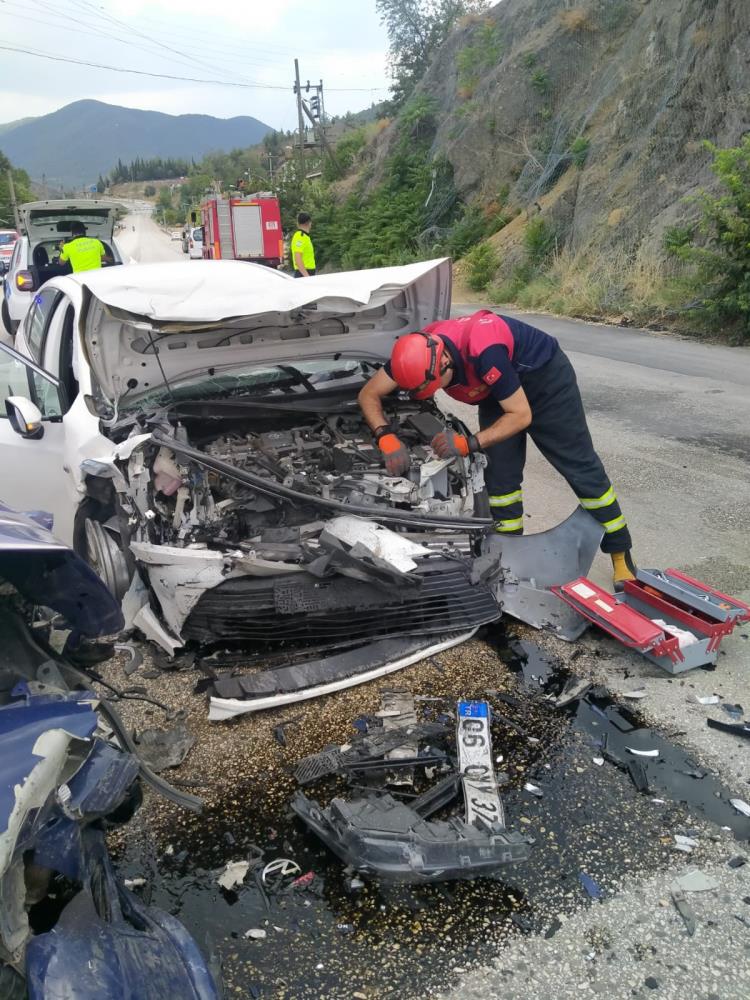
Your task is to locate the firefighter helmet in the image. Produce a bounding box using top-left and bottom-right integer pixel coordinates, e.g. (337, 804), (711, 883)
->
(390, 332), (446, 399)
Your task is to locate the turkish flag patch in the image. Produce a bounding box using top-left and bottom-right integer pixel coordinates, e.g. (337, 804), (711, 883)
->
(482, 366), (502, 385)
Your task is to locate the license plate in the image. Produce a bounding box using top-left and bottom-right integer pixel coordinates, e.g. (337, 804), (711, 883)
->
(457, 701), (505, 831)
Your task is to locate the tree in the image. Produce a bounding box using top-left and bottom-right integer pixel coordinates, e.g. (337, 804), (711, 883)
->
(675, 137), (750, 341)
(0, 150), (32, 228)
(376, 0), (489, 104)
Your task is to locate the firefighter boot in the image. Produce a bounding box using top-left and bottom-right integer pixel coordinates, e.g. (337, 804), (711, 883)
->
(612, 551), (637, 592)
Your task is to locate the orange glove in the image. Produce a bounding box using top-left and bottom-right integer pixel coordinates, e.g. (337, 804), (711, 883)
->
(431, 428), (479, 459)
(376, 432), (411, 476)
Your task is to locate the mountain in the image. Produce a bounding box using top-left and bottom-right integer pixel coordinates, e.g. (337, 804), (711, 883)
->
(0, 100), (272, 187)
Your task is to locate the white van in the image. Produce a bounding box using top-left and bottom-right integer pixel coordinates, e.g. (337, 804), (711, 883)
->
(187, 226), (204, 260)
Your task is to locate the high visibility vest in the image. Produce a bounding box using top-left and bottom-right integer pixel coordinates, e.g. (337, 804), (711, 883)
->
(59, 236), (105, 272)
(291, 230), (315, 271)
(423, 312), (516, 404)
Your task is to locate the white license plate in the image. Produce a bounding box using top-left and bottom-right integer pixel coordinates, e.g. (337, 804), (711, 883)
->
(457, 701), (505, 830)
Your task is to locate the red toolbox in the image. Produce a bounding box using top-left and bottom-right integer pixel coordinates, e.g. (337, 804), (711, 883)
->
(552, 569), (750, 674)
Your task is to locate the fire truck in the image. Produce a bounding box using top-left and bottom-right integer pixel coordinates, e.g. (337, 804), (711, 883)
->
(201, 193), (283, 267)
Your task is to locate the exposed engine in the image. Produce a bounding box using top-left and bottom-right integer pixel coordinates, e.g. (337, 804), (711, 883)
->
(121, 408), (486, 550)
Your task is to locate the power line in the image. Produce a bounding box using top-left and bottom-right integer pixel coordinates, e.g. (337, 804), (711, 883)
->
(0, 43), (390, 92)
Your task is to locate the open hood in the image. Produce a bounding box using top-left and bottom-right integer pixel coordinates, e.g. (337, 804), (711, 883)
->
(20, 200), (120, 244)
(81, 258), (452, 406)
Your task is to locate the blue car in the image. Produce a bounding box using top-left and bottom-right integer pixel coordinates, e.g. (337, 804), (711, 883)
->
(0, 503), (221, 999)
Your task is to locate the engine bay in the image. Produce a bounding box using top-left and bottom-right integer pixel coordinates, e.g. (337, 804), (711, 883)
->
(120, 405), (487, 551)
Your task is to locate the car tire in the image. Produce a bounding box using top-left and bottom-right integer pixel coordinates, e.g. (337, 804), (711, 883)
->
(1, 299), (12, 337)
(84, 517), (131, 601)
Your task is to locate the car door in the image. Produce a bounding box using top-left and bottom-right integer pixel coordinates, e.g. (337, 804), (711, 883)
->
(0, 341), (76, 544)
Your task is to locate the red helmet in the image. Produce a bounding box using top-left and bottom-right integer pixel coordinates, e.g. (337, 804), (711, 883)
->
(390, 332), (445, 399)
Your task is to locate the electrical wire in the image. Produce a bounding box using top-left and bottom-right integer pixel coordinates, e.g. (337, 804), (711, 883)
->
(0, 43), (389, 92)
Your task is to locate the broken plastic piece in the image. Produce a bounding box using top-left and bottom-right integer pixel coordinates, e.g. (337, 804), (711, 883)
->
(217, 860), (250, 891)
(578, 872), (603, 899)
(291, 871), (315, 889)
(674, 835), (699, 849)
(523, 783), (543, 798)
(707, 718), (750, 740)
(730, 798), (750, 817)
(728, 856), (747, 869)
(671, 891), (696, 935)
(695, 695), (720, 705)
(622, 689), (647, 699)
(670, 869), (719, 893)
(592, 756), (604, 767)
(261, 858), (301, 886)
(244, 929), (267, 940)
(627, 747), (659, 758)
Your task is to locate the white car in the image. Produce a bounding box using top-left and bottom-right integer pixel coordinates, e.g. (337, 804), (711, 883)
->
(187, 226), (204, 259)
(2, 200), (123, 337)
(0, 259), (501, 713)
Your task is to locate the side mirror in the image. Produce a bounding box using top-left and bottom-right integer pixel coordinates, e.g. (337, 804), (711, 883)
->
(6, 395), (44, 439)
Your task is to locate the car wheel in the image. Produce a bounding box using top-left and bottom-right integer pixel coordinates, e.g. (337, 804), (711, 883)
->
(1, 299), (12, 336)
(84, 518), (131, 601)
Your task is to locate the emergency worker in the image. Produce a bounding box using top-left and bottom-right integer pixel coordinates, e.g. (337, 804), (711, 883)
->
(59, 221), (106, 273)
(291, 212), (315, 277)
(358, 310), (636, 590)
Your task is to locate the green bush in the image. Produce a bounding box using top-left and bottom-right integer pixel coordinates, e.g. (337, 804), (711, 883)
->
(523, 217), (557, 263)
(323, 128), (367, 182)
(663, 224), (695, 256)
(144, 185), (156, 197)
(530, 69), (550, 94)
(465, 243), (499, 291)
(456, 22), (503, 91)
(675, 136), (750, 340)
(488, 261), (536, 302)
(570, 136), (590, 169)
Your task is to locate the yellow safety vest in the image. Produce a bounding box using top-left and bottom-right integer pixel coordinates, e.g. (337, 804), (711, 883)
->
(59, 236), (105, 272)
(291, 230), (315, 271)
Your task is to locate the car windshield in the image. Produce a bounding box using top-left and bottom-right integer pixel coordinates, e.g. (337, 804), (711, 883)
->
(120, 358), (373, 410)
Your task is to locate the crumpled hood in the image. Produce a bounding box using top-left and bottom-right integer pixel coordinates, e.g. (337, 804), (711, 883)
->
(80, 258), (451, 406)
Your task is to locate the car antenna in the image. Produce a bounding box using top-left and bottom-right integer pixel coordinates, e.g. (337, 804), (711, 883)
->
(146, 329), (175, 401)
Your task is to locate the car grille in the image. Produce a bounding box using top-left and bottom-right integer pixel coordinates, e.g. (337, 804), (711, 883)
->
(183, 558), (499, 646)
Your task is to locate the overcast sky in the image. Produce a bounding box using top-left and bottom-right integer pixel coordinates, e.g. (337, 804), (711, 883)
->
(0, 0), (391, 128)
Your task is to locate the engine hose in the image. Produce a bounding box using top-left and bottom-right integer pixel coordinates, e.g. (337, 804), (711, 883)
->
(151, 430), (492, 531)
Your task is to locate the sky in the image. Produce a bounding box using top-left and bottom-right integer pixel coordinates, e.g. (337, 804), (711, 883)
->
(0, 0), (392, 129)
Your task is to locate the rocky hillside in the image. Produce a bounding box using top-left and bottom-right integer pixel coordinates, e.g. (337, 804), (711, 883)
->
(327, 0), (748, 325)
(423, 0), (747, 258)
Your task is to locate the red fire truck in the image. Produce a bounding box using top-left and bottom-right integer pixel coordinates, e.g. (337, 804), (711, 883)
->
(201, 193), (283, 267)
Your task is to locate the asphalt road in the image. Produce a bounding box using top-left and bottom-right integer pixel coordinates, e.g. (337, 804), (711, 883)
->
(116, 209), (187, 264)
(440, 306), (750, 999)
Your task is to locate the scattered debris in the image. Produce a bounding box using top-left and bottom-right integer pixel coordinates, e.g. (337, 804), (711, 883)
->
(730, 799), (750, 817)
(627, 760), (650, 794)
(134, 723), (196, 772)
(694, 694), (720, 705)
(115, 642), (144, 675)
(721, 703), (744, 718)
(217, 860), (251, 891)
(670, 870), (719, 893)
(261, 859), (301, 886)
(707, 718), (750, 740)
(623, 689), (647, 699)
(627, 747), (660, 758)
(123, 877), (147, 889)
(550, 677), (592, 709)
(674, 835), (699, 851)
(244, 929), (267, 940)
(578, 872), (603, 899)
(291, 871), (315, 889)
(728, 856), (747, 869)
(671, 891), (697, 936)
(524, 783), (543, 798)
(592, 756), (604, 766)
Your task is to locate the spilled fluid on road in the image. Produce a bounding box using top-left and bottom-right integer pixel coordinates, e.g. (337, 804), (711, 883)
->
(114, 629), (750, 999)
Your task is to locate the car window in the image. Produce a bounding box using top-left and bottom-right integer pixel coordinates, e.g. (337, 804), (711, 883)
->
(0, 342), (64, 420)
(0, 351), (32, 413)
(25, 289), (61, 362)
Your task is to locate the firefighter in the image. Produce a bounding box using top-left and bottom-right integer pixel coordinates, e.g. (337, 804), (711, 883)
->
(291, 212), (316, 277)
(59, 221), (107, 273)
(358, 309), (636, 589)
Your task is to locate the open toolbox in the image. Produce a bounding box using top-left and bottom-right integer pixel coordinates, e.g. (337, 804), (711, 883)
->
(552, 568), (750, 674)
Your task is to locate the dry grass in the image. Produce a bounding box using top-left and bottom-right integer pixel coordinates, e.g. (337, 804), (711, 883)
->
(559, 8), (594, 32)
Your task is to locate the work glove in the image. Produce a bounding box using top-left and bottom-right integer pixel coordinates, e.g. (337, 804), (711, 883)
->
(431, 428), (480, 459)
(376, 431), (411, 477)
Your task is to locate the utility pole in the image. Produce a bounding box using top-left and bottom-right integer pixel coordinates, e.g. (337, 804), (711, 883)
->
(6, 170), (22, 231)
(293, 59), (305, 177)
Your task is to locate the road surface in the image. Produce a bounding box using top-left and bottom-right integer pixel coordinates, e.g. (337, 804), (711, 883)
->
(115, 209), (186, 264)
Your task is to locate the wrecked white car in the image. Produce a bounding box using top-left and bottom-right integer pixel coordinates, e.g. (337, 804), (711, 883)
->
(0, 259), (514, 715)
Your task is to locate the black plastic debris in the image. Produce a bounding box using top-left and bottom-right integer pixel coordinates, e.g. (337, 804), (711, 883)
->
(290, 792), (530, 883)
(707, 718), (750, 741)
(134, 724), (196, 772)
(728, 856), (747, 869)
(671, 891), (697, 936)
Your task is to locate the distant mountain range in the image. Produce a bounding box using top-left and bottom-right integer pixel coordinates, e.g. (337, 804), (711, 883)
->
(0, 100), (272, 188)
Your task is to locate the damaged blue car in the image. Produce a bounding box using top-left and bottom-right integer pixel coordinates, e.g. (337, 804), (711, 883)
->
(0, 503), (221, 999)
